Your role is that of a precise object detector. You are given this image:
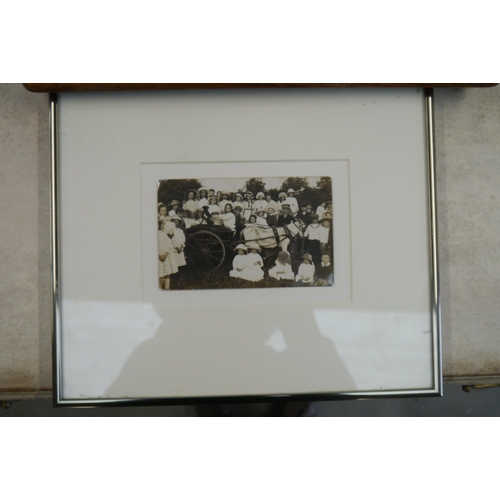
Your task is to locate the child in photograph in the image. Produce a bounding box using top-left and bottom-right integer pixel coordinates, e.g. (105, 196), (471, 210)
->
(158, 220), (179, 289)
(269, 251), (295, 281)
(233, 206), (245, 239)
(198, 188), (209, 208)
(255, 208), (268, 225)
(297, 202), (311, 227)
(229, 244), (248, 278)
(245, 214), (258, 226)
(158, 203), (168, 221)
(192, 208), (205, 225)
(266, 206), (278, 226)
(182, 210), (195, 229)
(208, 196), (222, 225)
(240, 243), (264, 282)
(211, 208), (223, 226)
(242, 192), (254, 220)
(218, 192), (233, 211)
(254, 192), (268, 212)
(221, 203), (236, 231)
(169, 200), (180, 217)
(171, 216), (187, 269)
(295, 253), (315, 286)
(277, 203), (294, 227)
(317, 200), (332, 218)
(265, 194), (278, 213)
(183, 190), (199, 213)
(285, 188), (300, 214)
(318, 218), (332, 254)
(233, 193), (244, 211)
(315, 253), (333, 286)
(304, 213), (322, 267)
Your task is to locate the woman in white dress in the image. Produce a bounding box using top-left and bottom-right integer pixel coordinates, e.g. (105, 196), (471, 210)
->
(158, 220), (179, 289)
(277, 192), (287, 214)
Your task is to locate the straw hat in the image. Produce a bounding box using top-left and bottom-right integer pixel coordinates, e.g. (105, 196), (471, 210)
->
(162, 221), (176, 234)
(256, 191), (265, 199)
(235, 244), (248, 252)
(170, 200), (180, 206)
(246, 242), (261, 251)
(287, 188), (295, 194)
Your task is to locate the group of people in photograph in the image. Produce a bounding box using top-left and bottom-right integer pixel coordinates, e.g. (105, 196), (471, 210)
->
(158, 186), (334, 289)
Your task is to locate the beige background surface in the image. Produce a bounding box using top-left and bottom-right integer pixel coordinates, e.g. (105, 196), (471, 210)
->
(0, 83), (499, 397)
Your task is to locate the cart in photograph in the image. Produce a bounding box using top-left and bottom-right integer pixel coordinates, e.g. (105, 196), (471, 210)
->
(184, 220), (305, 270)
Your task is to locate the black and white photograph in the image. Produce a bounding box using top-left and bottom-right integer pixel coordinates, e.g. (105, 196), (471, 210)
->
(157, 176), (334, 290)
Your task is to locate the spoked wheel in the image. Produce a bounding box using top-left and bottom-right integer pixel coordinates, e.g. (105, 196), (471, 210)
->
(185, 230), (226, 269)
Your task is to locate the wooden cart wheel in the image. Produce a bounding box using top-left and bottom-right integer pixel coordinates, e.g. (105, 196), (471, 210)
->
(185, 230), (226, 270)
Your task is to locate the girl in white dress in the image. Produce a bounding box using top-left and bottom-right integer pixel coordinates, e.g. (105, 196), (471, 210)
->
(241, 192), (254, 221)
(229, 244), (248, 278)
(240, 242), (264, 282)
(198, 188), (209, 208)
(183, 190), (199, 213)
(255, 208), (268, 225)
(221, 203), (236, 231)
(158, 203), (168, 221)
(158, 220), (179, 289)
(233, 193), (244, 211)
(208, 196), (222, 226)
(218, 192), (233, 211)
(171, 216), (187, 268)
(254, 192), (268, 212)
(269, 251), (295, 281)
(295, 253), (315, 286)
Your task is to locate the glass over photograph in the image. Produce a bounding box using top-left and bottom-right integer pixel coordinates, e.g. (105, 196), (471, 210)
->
(157, 176), (334, 291)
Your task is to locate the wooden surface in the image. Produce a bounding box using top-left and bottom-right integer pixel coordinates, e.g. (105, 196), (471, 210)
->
(23, 83), (498, 93)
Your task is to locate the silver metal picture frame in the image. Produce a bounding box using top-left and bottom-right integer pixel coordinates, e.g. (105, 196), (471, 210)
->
(50, 87), (442, 406)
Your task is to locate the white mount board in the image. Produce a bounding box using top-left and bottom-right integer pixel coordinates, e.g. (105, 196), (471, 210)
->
(57, 88), (436, 401)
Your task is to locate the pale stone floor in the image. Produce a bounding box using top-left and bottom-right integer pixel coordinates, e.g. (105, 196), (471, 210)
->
(1, 384), (500, 416)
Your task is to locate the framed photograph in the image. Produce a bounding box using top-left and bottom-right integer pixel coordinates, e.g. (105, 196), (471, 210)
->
(50, 86), (441, 405)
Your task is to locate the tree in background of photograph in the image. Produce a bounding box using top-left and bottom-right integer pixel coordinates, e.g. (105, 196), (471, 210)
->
(158, 179), (202, 206)
(243, 177), (266, 195)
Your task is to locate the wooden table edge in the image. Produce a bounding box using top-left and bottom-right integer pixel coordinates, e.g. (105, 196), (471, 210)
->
(23, 83), (499, 93)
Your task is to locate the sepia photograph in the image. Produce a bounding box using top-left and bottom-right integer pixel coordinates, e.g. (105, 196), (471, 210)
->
(157, 176), (334, 291)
